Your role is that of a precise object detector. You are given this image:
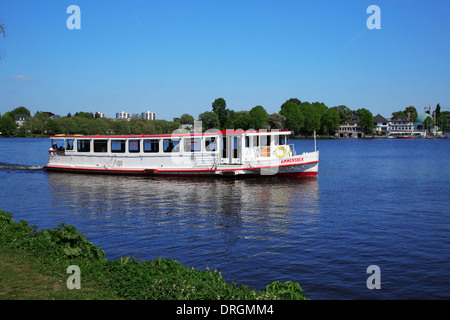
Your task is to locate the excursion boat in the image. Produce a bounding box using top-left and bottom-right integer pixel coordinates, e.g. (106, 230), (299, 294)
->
(44, 130), (319, 177)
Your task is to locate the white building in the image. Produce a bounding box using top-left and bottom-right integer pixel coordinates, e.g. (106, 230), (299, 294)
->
(373, 114), (389, 135)
(387, 115), (414, 137)
(116, 111), (130, 120)
(14, 114), (29, 127)
(95, 112), (106, 118)
(336, 115), (365, 138)
(142, 111), (156, 120)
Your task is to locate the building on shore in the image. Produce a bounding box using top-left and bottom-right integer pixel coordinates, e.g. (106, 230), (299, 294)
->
(142, 111), (156, 120)
(387, 115), (417, 138)
(14, 114), (29, 127)
(94, 112), (106, 118)
(414, 113), (432, 132)
(116, 111), (130, 120)
(335, 115), (365, 138)
(373, 114), (389, 135)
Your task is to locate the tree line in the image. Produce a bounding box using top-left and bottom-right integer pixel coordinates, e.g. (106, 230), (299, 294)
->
(1, 99), (448, 137)
(0, 107), (180, 137)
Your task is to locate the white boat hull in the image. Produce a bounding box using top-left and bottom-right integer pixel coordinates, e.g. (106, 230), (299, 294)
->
(45, 151), (319, 177)
(44, 131), (319, 178)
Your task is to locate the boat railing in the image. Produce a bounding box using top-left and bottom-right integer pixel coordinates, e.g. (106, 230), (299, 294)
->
(191, 152), (219, 167)
(289, 144), (296, 156)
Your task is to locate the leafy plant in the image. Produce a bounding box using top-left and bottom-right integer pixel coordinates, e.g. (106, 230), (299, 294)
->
(265, 281), (309, 300)
(0, 209), (14, 227)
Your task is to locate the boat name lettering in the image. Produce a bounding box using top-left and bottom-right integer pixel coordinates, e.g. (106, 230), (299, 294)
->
(281, 157), (304, 164)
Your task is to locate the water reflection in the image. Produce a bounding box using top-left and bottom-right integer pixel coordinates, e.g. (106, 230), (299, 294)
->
(46, 173), (320, 266)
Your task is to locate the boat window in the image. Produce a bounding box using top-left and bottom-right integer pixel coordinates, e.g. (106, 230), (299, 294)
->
(260, 135), (270, 147)
(280, 135), (287, 145)
(275, 135), (287, 146)
(93, 140), (108, 153)
(129, 139), (140, 153)
(51, 139), (65, 151)
(205, 137), (217, 151)
(253, 136), (259, 147)
(222, 137), (227, 158)
(184, 138), (201, 152)
(143, 139), (159, 153)
(66, 139), (74, 150)
(163, 139), (180, 153)
(77, 139), (91, 152)
(111, 140), (126, 153)
(233, 137), (239, 158)
(245, 136), (250, 148)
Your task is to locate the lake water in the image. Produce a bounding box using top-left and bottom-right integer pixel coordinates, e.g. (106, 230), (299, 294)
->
(0, 137), (449, 300)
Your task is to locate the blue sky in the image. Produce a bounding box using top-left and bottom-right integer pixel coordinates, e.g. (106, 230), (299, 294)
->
(1, 0), (449, 120)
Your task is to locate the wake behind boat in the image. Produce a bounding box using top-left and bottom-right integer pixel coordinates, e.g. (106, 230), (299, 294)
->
(44, 129), (319, 177)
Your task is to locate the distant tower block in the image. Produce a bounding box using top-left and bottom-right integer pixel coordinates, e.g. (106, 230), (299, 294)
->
(142, 111), (156, 120)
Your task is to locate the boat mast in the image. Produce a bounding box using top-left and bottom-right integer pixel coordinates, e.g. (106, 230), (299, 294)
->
(314, 130), (317, 152)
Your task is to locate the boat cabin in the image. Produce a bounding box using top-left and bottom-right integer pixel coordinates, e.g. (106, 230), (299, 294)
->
(49, 130), (293, 166)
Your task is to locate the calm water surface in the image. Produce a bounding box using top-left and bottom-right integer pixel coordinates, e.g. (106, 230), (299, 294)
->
(0, 137), (449, 299)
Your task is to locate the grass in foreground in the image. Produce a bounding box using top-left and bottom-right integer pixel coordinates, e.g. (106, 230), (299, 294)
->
(0, 209), (308, 300)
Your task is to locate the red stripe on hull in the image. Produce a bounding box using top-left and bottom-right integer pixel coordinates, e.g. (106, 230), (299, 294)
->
(44, 164), (318, 178)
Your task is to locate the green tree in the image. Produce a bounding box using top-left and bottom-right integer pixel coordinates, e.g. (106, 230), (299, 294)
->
(162, 121), (180, 134)
(130, 119), (144, 134)
(320, 108), (340, 135)
(212, 98), (230, 129)
(392, 111), (407, 119)
(435, 103), (441, 119)
(198, 111), (220, 131)
(23, 116), (45, 135)
(57, 117), (77, 134)
(8, 106), (31, 119)
(268, 113), (286, 130)
(74, 111), (94, 119)
(95, 117), (113, 135)
(45, 119), (62, 135)
(437, 114), (448, 133)
(111, 119), (130, 135)
(248, 105), (268, 130)
(279, 101), (304, 135)
(356, 108), (374, 134)
(331, 105), (353, 124)
(0, 113), (16, 136)
(179, 114), (195, 125)
(423, 116), (433, 132)
(404, 106), (418, 123)
(310, 102), (328, 119)
(141, 119), (156, 134)
(299, 102), (320, 135)
(223, 109), (236, 129)
(233, 111), (251, 130)
(280, 98), (302, 110)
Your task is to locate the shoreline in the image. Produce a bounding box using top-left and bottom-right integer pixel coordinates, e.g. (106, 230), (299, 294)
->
(1, 134), (448, 140)
(0, 209), (309, 300)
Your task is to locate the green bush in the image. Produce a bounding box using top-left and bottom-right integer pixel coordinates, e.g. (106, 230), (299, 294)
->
(265, 281), (309, 300)
(0, 210), (105, 263)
